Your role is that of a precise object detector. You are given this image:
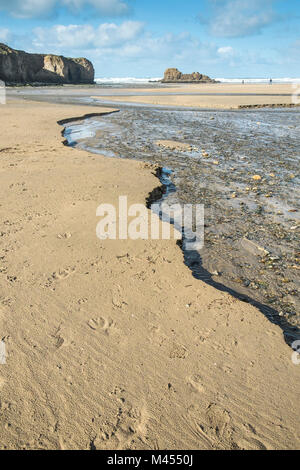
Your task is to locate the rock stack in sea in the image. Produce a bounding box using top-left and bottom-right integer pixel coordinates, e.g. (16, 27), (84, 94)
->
(0, 43), (95, 85)
(162, 68), (216, 83)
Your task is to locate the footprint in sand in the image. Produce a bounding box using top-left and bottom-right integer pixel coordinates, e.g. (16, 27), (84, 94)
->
(55, 336), (65, 349)
(149, 325), (167, 347)
(187, 402), (234, 448)
(187, 402), (269, 450)
(52, 266), (76, 280)
(0, 297), (13, 307)
(205, 403), (232, 441)
(235, 436), (267, 450)
(94, 397), (150, 450)
(232, 423), (268, 450)
(169, 342), (188, 359)
(88, 317), (116, 336)
(188, 374), (205, 393)
(51, 326), (66, 350)
(88, 317), (106, 331)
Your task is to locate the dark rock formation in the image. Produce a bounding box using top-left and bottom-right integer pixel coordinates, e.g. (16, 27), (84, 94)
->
(0, 43), (95, 85)
(162, 68), (216, 83)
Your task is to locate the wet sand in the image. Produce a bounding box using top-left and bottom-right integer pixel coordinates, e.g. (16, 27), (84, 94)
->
(0, 98), (299, 450)
(65, 106), (300, 331)
(91, 83), (297, 109)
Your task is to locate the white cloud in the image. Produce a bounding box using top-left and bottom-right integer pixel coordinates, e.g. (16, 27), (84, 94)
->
(33, 21), (144, 50)
(3, 20), (282, 77)
(27, 21), (221, 68)
(203, 0), (277, 38)
(0, 28), (11, 43)
(29, 23), (241, 73)
(33, 24), (96, 48)
(96, 21), (145, 46)
(217, 46), (234, 56)
(0, 0), (129, 18)
(0, 0), (56, 19)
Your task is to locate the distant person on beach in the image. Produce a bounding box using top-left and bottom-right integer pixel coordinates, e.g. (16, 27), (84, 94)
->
(270, 78), (273, 85)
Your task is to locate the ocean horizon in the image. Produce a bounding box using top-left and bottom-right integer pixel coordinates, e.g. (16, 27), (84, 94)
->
(95, 76), (300, 85)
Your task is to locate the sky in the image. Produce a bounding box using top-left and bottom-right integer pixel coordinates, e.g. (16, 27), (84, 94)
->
(0, 0), (299, 78)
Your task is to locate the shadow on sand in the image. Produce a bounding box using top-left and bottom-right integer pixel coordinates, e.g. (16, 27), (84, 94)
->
(146, 167), (299, 349)
(179, 243), (299, 348)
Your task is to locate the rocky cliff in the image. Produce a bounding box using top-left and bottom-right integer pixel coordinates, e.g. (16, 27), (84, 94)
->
(162, 68), (216, 83)
(0, 44), (95, 85)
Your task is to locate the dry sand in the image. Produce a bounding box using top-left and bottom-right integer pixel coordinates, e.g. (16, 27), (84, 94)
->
(92, 83), (297, 109)
(0, 99), (299, 450)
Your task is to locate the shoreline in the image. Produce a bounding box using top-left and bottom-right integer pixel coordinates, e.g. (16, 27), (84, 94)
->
(88, 83), (298, 109)
(61, 104), (300, 333)
(0, 99), (299, 450)
(7, 82), (299, 111)
(91, 96), (299, 110)
(63, 114), (299, 345)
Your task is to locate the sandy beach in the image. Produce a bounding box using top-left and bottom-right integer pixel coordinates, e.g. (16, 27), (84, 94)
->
(0, 97), (299, 450)
(91, 83), (297, 109)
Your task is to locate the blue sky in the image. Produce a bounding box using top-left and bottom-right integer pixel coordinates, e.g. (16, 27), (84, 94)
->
(0, 0), (299, 78)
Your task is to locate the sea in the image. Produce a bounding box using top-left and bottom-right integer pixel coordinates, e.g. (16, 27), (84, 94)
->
(95, 77), (300, 85)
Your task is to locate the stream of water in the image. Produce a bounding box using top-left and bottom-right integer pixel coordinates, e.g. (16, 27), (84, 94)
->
(63, 105), (300, 341)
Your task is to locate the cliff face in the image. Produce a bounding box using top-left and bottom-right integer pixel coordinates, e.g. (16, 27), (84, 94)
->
(162, 68), (216, 83)
(0, 44), (95, 85)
